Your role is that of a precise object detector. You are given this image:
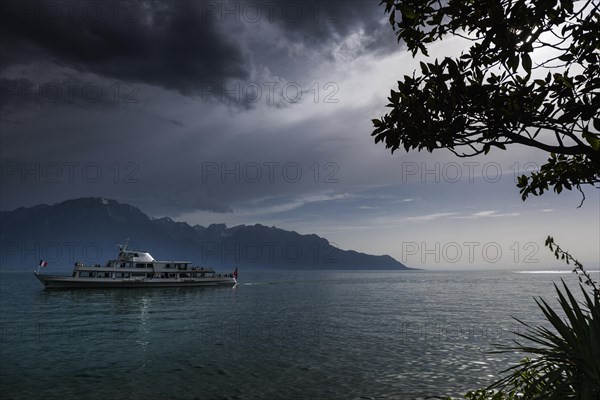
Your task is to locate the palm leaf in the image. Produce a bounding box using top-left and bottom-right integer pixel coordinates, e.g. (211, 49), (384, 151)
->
(490, 280), (600, 399)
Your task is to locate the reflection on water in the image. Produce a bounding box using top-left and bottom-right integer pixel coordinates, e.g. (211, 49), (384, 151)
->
(136, 295), (150, 351)
(0, 269), (585, 399)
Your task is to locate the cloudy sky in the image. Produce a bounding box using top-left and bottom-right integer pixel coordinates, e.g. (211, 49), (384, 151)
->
(1, 0), (598, 269)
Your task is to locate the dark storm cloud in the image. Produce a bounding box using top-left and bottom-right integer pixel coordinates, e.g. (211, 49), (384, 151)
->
(0, 0), (405, 215)
(0, 1), (398, 98)
(0, 0), (250, 95)
(266, 0), (397, 56)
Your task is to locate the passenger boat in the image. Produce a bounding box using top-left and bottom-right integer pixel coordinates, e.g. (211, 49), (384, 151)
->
(34, 242), (237, 289)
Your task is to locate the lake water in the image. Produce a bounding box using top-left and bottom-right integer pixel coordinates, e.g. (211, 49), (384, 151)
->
(0, 269), (591, 399)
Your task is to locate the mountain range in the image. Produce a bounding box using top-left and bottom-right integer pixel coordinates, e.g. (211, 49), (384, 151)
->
(0, 197), (412, 271)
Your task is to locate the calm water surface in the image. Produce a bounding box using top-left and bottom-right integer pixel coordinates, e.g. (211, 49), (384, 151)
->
(0, 269), (588, 399)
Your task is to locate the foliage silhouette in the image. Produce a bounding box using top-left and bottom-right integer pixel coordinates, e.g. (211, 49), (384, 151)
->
(373, 0), (600, 205)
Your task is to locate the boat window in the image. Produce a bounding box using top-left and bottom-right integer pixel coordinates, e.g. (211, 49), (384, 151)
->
(146, 263), (153, 268)
(166, 264), (170, 269)
(136, 263), (145, 268)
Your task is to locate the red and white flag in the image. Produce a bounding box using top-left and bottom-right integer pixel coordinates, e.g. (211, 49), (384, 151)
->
(39, 260), (48, 267)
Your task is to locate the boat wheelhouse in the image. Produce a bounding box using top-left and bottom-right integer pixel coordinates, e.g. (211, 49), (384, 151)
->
(34, 242), (237, 289)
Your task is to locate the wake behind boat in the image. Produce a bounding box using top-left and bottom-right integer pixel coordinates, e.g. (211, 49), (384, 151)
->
(34, 242), (237, 289)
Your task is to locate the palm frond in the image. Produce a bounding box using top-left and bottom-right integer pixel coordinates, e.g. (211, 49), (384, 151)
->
(490, 280), (600, 398)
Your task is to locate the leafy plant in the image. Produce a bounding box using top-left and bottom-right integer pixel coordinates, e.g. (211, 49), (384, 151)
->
(546, 235), (600, 297)
(492, 280), (600, 399)
(454, 238), (600, 399)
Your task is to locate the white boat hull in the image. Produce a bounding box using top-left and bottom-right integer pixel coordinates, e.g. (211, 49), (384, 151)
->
(34, 273), (236, 289)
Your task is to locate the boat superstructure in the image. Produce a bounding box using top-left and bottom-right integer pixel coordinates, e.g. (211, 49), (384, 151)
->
(34, 242), (237, 289)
